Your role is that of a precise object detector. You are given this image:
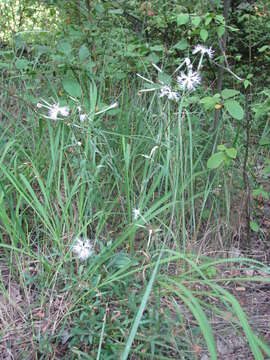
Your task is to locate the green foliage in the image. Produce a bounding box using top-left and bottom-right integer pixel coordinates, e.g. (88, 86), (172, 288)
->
(0, 0), (270, 359)
(207, 145), (237, 169)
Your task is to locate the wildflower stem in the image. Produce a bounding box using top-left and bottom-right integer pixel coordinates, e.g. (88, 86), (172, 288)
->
(197, 53), (204, 71)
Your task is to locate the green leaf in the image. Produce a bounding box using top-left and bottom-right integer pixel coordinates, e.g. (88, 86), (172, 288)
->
(259, 138), (270, 146)
(191, 16), (201, 27)
(207, 152), (226, 169)
(79, 44), (90, 62)
(225, 147), (237, 159)
(217, 144), (226, 151)
(200, 29), (208, 42)
(62, 78), (82, 98)
(244, 79), (251, 89)
(150, 45), (164, 52)
(224, 100), (244, 120)
(217, 25), (225, 38)
(146, 53), (160, 64)
(58, 41), (72, 55)
(221, 89), (240, 99)
(177, 13), (189, 26)
(250, 221), (259, 233)
(158, 72), (171, 85)
(108, 253), (133, 269)
(174, 39), (188, 50)
(205, 16), (212, 26)
(200, 94), (220, 110)
(95, 3), (105, 13)
(15, 59), (29, 70)
(258, 45), (269, 53)
(215, 15), (225, 24)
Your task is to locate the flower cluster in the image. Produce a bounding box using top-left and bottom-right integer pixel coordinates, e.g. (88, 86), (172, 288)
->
(37, 100), (118, 122)
(72, 237), (93, 261)
(138, 44), (214, 100)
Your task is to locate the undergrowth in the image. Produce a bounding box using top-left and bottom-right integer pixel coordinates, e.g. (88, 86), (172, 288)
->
(0, 1), (270, 359)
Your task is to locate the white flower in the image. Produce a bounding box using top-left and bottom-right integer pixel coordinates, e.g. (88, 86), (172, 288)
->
(132, 208), (141, 221)
(37, 100), (70, 120)
(79, 113), (87, 122)
(48, 103), (61, 120)
(159, 86), (179, 101)
(72, 237), (93, 261)
(48, 103), (70, 119)
(177, 69), (201, 91)
(185, 57), (193, 69)
(192, 45), (214, 59)
(59, 106), (70, 117)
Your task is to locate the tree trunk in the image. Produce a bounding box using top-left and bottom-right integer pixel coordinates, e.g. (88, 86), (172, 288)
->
(214, 0), (232, 130)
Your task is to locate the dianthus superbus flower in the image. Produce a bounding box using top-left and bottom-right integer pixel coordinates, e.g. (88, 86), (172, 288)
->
(159, 86), (179, 101)
(192, 44), (214, 59)
(48, 103), (69, 120)
(72, 237), (93, 261)
(37, 100), (70, 120)
(177, 70), (201, 91)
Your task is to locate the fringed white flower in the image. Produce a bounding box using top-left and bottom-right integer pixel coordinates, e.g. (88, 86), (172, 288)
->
(192, 45), (214, 59)
(72, 237), (93, 261)
(177, 69), (201, 91)
(159, 86), (180, 101)
(37, 100), (70, 120)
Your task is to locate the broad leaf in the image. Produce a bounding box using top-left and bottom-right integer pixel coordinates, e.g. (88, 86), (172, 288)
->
(225, 147), (237, 159)
(221, 89), (240, 99)
(79, 44), (90, 62)
(200, 94), (220, 110)
(200, 29), (208, 42)
(224, 100), (244, 120)
(217, 25), (225, 38)
(207, 152), (226, 169)
(191, 16), (201, 27)
(177, 14), (189, 26)
(174, 39), (188, 50)
(62, 78), (82, 98)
